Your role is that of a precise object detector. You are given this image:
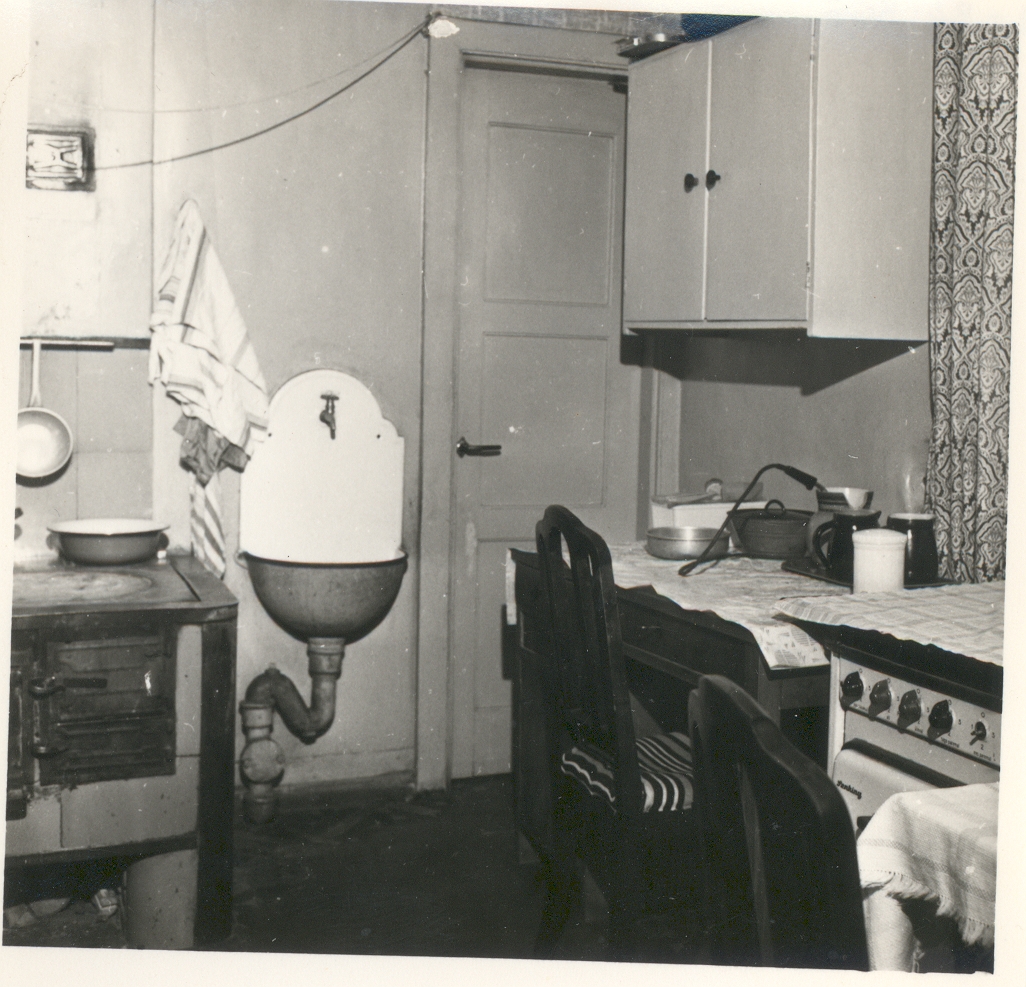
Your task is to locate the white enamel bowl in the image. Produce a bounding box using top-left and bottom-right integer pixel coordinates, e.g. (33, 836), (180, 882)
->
(48, 519), (169, 565)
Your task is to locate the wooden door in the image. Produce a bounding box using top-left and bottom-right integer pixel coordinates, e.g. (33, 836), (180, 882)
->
(451, 66), (638, 778)
(705, 18), (814, 322)
(623, 41), (708, 324)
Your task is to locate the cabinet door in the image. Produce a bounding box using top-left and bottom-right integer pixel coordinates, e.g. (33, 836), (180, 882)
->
(623, 41), (708, 323)
(705, 19), (814, 322)
(809, 20), (932, 339)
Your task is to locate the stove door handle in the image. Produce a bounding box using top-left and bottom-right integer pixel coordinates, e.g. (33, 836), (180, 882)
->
(28, 676), (64, 698)
(32, 740), (68, 758)
(28, 675), (108, 697)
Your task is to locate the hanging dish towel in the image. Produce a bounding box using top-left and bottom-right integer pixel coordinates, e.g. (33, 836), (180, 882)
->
(149, 200), (269, 577)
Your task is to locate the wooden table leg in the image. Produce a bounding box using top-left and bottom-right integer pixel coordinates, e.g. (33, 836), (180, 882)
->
(194, 618), (237, 945)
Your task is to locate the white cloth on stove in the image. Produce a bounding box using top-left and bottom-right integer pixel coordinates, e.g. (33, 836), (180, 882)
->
(775, 582), (1004, 666)
(858, 782), (999, 959)
(149, 200), (269, 576)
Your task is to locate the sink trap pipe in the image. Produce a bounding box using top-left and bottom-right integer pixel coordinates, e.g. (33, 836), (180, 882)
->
(239, 637), (344, 823)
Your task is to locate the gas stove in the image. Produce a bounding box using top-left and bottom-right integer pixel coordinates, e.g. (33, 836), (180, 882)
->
(804, 623), (1002, 830)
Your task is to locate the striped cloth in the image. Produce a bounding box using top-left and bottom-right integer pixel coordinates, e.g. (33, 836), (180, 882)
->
(149, 200), (269, 577)
(187, 472), (226, 578)
(561, 731), (694, 813)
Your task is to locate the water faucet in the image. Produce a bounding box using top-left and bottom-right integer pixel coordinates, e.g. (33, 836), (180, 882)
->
(319, 392), (338, 440)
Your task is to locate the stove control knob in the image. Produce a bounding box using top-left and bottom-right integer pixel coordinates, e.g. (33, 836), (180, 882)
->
(971, 721), (988, 743)
(897, 690), (922, 725)
(840, 671), (864, 704)
(928, 699), (954, 734)
(869, 679), (892, 710)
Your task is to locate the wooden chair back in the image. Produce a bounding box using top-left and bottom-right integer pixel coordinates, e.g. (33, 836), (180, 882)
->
(688, 674), (868, 969)
(535, 505), (643, 815)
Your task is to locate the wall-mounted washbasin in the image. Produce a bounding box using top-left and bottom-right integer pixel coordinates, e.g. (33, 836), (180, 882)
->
(241, 553), (408, 642)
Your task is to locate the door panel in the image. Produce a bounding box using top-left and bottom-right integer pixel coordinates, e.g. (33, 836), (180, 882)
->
(484, 125), (615, 306)
(480, 335), (607, 508)
(452, 66), (637, 778)
(705, 19), (813, 321)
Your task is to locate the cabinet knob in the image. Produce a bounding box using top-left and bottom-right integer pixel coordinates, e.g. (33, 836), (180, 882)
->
(684, 173), (699, 193)
(706, 169), (722, 190)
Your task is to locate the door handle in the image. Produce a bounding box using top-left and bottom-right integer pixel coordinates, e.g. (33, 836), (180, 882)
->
(683, 173), (699, 193)
(706, 169), (722, 190)
(456, 436), (502, 458)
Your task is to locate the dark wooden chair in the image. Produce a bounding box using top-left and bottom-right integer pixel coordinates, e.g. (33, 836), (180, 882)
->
(533, 505), (699, 959)
(687, 674), (868, 969)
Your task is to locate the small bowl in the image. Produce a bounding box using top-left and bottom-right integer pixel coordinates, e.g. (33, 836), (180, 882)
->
(820, 487), (873, 510)
(48, 518), (169, 565)
(646, 526), (729, 561)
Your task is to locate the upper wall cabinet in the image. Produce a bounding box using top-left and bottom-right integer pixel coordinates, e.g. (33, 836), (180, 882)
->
(623, 18), (934, 340)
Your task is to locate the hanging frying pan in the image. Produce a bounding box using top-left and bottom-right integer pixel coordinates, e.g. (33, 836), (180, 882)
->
(17, 339), (74, 479)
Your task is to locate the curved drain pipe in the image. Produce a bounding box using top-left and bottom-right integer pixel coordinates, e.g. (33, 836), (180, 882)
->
(238, 637), (344, 823)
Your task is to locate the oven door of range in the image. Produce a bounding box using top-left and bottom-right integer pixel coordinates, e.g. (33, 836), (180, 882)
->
(829, 652), (1000, 832)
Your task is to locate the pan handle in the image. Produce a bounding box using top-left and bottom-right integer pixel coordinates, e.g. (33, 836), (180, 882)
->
(28, 339), (42, 407)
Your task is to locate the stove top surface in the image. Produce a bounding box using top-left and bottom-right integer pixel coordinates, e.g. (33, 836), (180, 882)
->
(12, 557), (198, 615)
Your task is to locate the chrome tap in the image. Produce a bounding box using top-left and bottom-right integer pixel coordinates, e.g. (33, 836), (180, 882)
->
(319, 392), (338, 440)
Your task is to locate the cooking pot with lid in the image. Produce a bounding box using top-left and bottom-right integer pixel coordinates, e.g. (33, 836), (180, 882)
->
(728, 499), (813, 560)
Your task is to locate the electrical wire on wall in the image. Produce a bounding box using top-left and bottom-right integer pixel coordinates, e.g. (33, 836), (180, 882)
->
(95, 13), (437, 171)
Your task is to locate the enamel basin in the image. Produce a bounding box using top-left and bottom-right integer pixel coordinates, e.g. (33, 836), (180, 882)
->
(242, 553), (407, 642)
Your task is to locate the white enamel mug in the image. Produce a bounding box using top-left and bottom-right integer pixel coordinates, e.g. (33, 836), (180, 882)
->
(852, 528), (906, 593)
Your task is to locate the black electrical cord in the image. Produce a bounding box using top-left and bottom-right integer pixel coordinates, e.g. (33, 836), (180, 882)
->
(95, 14), (434, 172)
(677, 463), (823, 577)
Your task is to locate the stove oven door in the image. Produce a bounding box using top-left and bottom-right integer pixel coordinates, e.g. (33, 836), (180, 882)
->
(30, 626), (177, 787)
(831, 744), (956, 836)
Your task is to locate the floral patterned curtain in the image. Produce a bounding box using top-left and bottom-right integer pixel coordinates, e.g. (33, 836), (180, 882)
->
(926, 23), (1017, 583)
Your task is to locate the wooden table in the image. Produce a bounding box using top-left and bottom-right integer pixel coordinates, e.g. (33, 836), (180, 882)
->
(6, 553), (238, 946)
(507, 548), (830, 861)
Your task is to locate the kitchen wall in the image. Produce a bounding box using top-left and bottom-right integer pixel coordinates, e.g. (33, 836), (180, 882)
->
(14, 0), (938, 793)
(659, 335), (933, 519)
(14, 0), (153, 560)
(14, 0), (647, 793)
(151, 0), (430, 786)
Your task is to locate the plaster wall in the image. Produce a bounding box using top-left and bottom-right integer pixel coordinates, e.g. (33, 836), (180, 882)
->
(667, 336), (933, 520)
(151, 0), (429, 785)
(13, 0), (153, 560)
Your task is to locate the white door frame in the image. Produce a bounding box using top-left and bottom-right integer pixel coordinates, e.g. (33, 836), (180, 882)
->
(417, 19), (628, 790)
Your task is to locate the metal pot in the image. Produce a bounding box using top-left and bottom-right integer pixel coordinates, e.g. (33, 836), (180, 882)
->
(727, 500), (813, 560)
(49, 519), (169, 565)
(646, 526), (730, 561)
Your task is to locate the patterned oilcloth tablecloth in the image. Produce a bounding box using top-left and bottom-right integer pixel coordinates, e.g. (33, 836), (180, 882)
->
(774, 581), (1004, 666)
(604, 545), (850, 670)
(859, 783), (999, 969)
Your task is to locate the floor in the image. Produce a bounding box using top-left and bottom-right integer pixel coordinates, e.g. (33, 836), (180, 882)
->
(2, 775), (701, 963)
